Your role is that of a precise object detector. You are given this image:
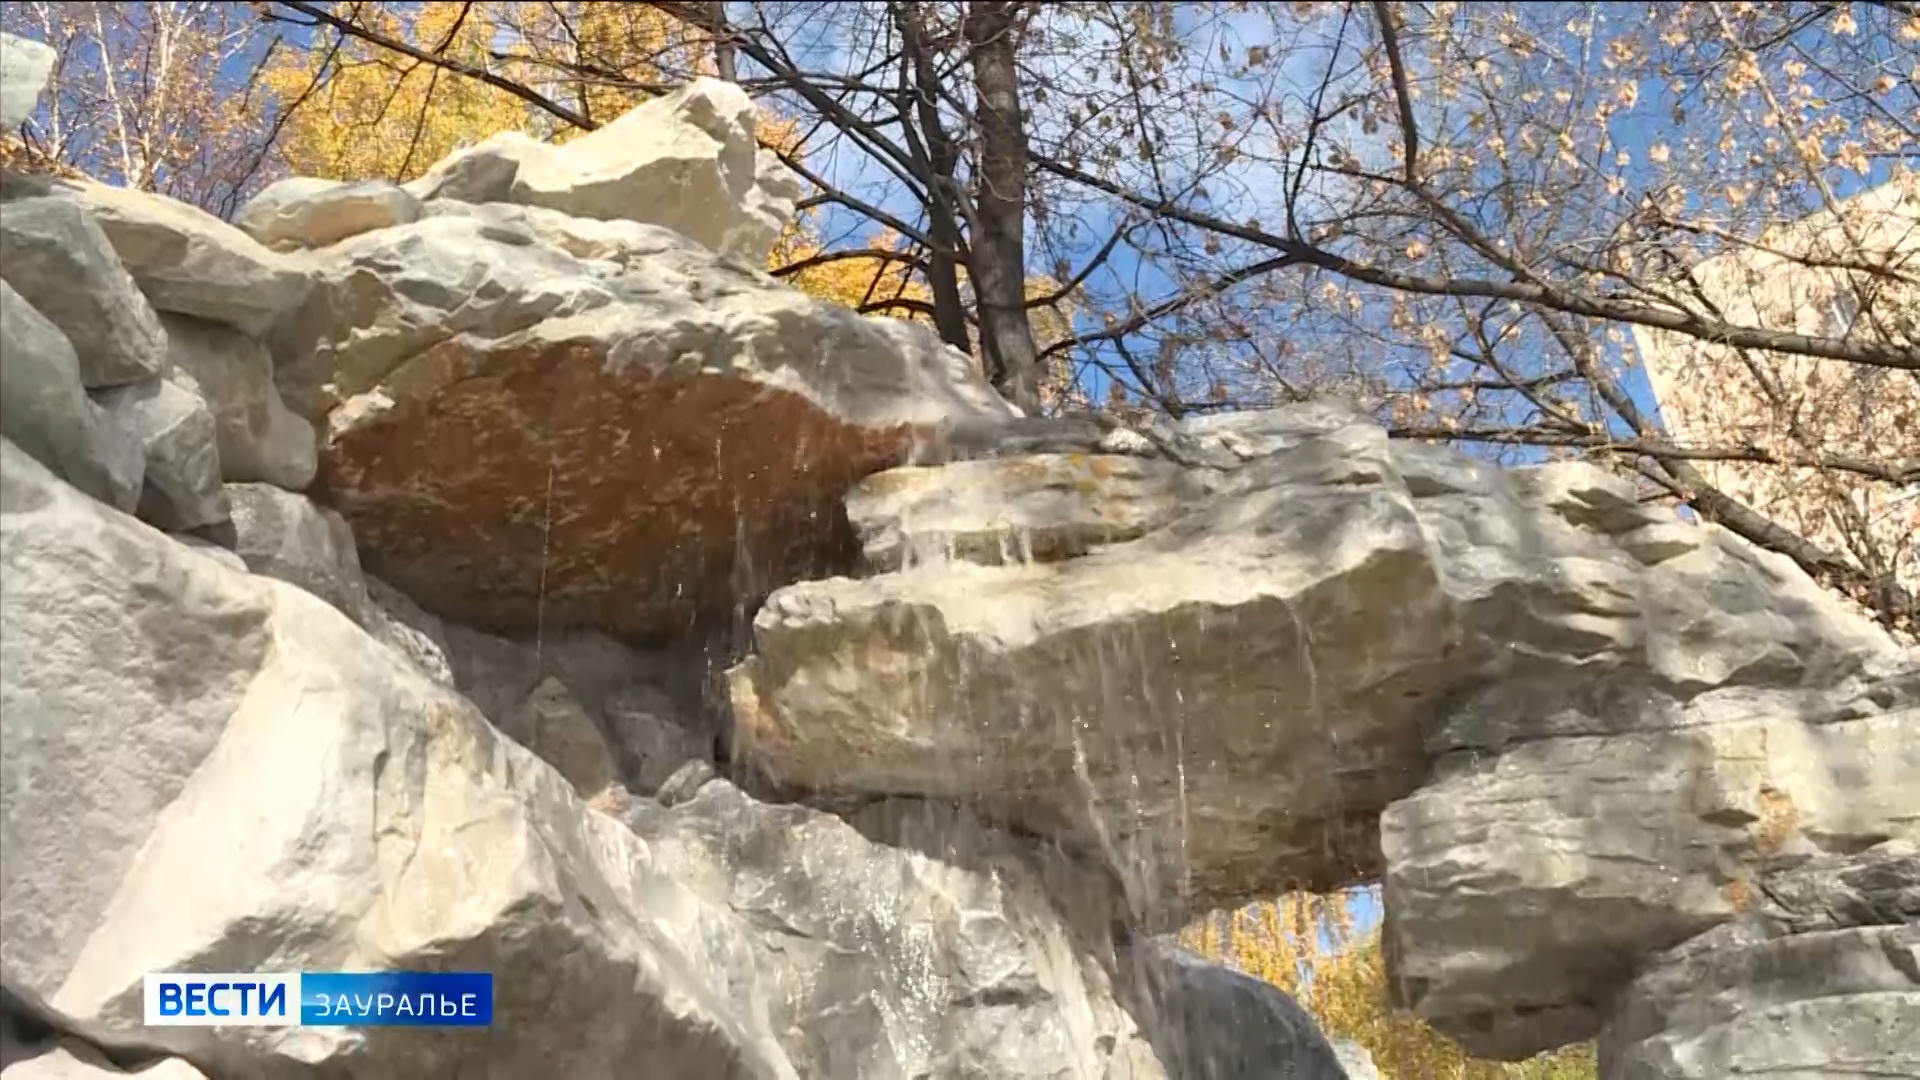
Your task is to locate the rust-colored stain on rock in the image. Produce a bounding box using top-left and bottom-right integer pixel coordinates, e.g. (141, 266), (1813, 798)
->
(1754, 784), (1798, 856)
(317, 335), (920, 641)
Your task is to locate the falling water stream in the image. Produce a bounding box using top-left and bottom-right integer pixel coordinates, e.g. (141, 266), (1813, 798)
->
(533, 460), (557, 677)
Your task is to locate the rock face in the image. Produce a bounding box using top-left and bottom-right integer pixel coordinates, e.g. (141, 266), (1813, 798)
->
(6, 65), (1911, 1080)
(433, 623), (716, 797)
(0, 281), (144, 513)
(503, 677), (620, 796)
(1598, 844), (1920, 1077)
(2, 437), (1373, 1080)
(508, 79), (799, 264)
(732, 403), (1914, 1046)
(286, 201), (1009, 641)
(0, 32), (55, 130)
(160, 314), (316, 490)
(400, 79), (798, 266)
(1383, 672), (1919, 1059)
(609, 788), (1173, 1079)
(734, 421), (1455, 920)
(92, 378), (227, 532)
(50, 180), (309, 337)
(3, 437), (779, 1079)
(0, 197), (167, 388)
(234, 178), (420, 252)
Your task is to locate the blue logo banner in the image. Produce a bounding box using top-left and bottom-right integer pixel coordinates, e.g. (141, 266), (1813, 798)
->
(299, 972), (493, 1027)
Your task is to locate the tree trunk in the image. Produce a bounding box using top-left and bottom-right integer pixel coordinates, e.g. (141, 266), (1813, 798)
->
(964, 0), (1040, 412)
(707, 0), (736, 81)
(894, 2), (974, 357)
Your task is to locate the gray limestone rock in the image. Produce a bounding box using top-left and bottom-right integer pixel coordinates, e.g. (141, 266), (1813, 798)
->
(92, 376), (228, 532)
(0, 281), (143, 512)
(234, 178), (420, 252)
(0, 197), (167, 387)
(160, 314), (315, 490)
(225, 481), (371, 623)
(501, 677), (619, 797)
(50, 180), (309, 337)
(1596, 844), (1920, 1078)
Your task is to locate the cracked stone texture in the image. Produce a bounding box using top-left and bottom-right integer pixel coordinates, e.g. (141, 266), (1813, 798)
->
(49, 180), (309, 338)
(1596, 844), (1920, 1078)
(0, 280), (144, 514)
(0, 196), (166, 388)
(9, 438), (1359, 1078)
(731, 403), (1914, 1062)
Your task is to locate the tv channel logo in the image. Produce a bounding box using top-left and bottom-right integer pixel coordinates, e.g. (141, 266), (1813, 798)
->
(145, 973), (492, 1028)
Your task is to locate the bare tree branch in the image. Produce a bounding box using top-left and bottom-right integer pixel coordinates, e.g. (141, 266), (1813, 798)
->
(267, 0), (596, 130)
(1369, 0), (1419, 183)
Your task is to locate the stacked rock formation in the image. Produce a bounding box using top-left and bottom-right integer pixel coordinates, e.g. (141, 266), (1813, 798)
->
(2, 29), (1913, 1080)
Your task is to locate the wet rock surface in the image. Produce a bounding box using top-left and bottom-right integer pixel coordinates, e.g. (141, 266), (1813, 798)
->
(735, 410), (1907, 931)
(6, 437), (1366, 1079)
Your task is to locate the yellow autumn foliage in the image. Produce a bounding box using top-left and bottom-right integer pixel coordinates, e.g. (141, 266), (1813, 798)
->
(1181, 893), (1599, 1078)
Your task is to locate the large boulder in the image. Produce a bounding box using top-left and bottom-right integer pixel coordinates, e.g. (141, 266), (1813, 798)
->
(0, 197), (167, 387)
(282, 202), (1008, 642)
(401, 130), (545, 205)
(0, 281), (143, 512)
(50, 180), (309, 337)
(268, 203), (657, 418)
(10, 438), (1367, 1078)
(729, 407), (1911, 940)
(607, 787), (1177, 1079)
(160, 314), (316, 490)
(511, 79), (798, 263)
(1597, 845), (1920, 1077)
(0, 437), (788, 1079)
(0, 32), (54, 130)
(397, 80), (798, 264)
(1120, 937), (1352, 1080)
(91, 376), (227, 532)
(234, 178), (420, 252)
(1382, 675), (1919, 1058)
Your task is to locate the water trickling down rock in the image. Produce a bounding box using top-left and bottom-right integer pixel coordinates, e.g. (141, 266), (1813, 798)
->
(1, 30), (1913, 1079)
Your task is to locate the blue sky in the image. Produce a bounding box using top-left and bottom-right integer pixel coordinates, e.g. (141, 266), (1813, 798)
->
(764, 1), (1905, 469)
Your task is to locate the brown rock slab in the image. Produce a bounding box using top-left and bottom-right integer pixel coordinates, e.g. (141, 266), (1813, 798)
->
(317, 286), (1008, 641)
